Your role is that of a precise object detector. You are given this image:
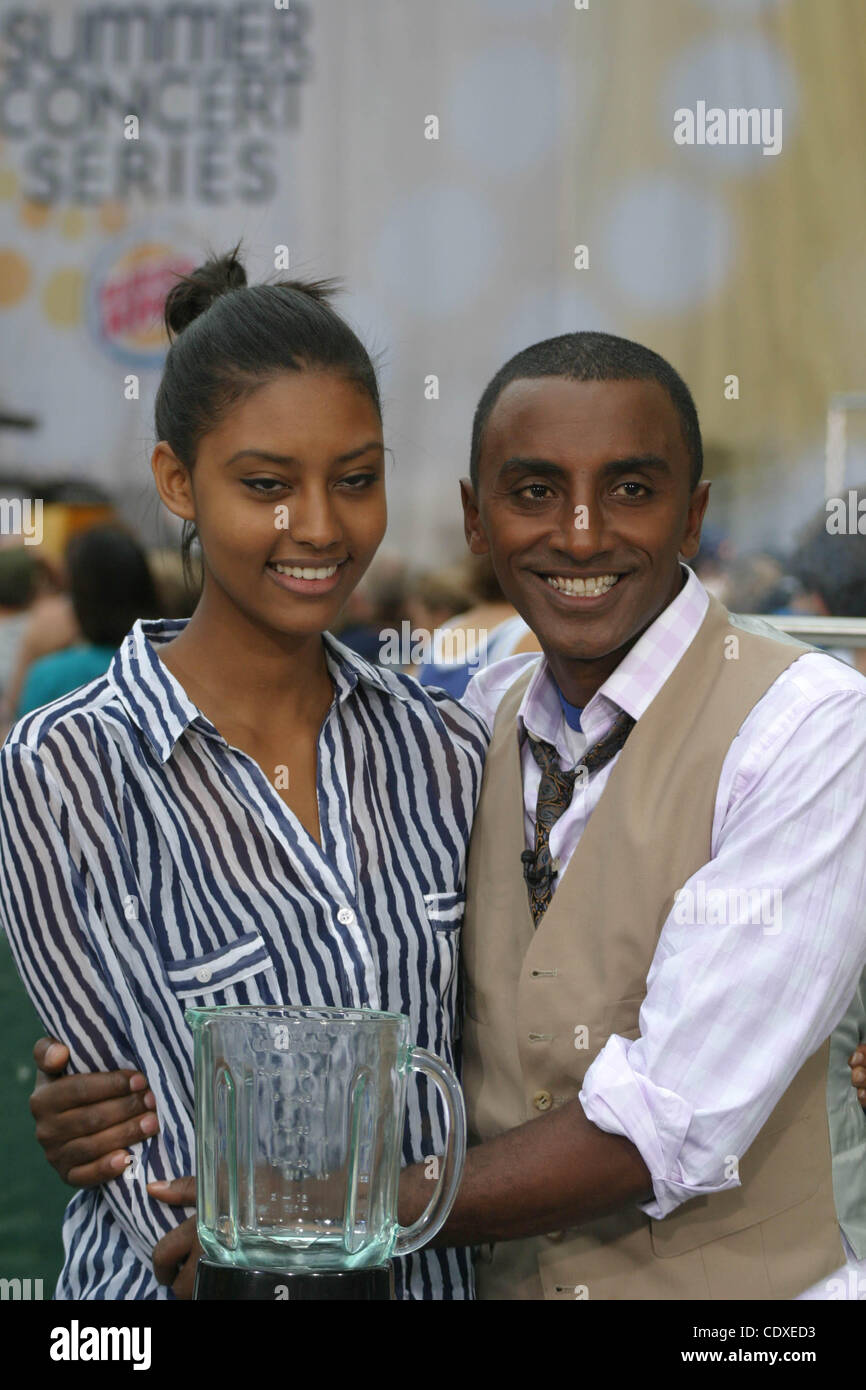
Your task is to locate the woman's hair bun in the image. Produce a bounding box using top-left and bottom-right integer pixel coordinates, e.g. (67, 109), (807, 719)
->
(164, 241), (247, 338)
(270, 275), (339, 306)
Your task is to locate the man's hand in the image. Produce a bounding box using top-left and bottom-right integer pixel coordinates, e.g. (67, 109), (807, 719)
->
(30, 1036), (159, 1186)
(148, 1177), (201, 1300)
(850, 1047), (866, 1109)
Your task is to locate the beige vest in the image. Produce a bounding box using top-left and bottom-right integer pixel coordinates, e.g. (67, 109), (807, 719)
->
(462, 593), (845, 1300)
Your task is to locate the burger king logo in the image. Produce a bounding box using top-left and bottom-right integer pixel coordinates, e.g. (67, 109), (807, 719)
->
(88, 231), (198, 367)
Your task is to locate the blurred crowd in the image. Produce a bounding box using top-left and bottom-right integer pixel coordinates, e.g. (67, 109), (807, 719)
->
(0, 527), (198, 739)
(2, 484), (865, 739)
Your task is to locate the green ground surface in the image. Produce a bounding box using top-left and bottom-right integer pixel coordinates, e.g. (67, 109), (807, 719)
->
(0, 934), (70, 1295)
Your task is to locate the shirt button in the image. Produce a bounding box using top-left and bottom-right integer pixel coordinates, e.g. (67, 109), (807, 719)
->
(336, 907), (355, 926)
(196, 966), (212, 984)
(533, 1090), (553, 1112)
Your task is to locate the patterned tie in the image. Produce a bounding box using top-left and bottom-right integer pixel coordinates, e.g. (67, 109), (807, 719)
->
(522, 709), (636, 925)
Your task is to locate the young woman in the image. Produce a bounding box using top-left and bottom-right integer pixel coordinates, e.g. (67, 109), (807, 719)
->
(0, 249), (487, 1300)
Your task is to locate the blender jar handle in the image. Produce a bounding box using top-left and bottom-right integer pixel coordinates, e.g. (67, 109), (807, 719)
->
(393, 1046), (467, 1257)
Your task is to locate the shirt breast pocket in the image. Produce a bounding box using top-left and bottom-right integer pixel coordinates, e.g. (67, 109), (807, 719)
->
(164, 930), (277, 1005)
(423, 891), (465, 1007)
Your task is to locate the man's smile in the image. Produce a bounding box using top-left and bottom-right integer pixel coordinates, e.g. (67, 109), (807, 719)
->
(527, 567), (632, 607)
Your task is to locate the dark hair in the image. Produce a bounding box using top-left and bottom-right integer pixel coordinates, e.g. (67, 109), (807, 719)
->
(65, 524), (161, 647)
(793, 485), (866, 618)
(0, 546), (38, 608)
(154, 241), (382, 589)
(469, 331), (703, 492)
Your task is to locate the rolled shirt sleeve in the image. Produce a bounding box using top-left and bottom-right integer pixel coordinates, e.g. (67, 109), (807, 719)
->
(580, 679), (866, 1220)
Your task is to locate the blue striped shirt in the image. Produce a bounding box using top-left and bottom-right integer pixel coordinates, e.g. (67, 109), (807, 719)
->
(0, 618), (488, 1300)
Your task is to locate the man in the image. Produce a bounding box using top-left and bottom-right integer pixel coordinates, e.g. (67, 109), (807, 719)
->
(27, 333), (866, 1299)
(425, 333), (866, 1299)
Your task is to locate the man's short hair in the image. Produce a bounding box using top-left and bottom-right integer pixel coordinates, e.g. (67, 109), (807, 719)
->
(470, 331), (703, 492)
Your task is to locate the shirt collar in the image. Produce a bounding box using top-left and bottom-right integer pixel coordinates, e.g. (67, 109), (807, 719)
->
(108, 618), (407, 765)
(518, 563), (709, 748)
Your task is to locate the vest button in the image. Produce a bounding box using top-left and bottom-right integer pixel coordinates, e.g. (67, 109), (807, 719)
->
(533, 1089), (553, 1112)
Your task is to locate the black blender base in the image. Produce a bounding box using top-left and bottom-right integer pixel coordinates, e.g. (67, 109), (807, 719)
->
(194, 1258), (395, 1301)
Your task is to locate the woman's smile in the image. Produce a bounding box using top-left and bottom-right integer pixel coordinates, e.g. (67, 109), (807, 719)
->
(264, 556), (350, 596)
